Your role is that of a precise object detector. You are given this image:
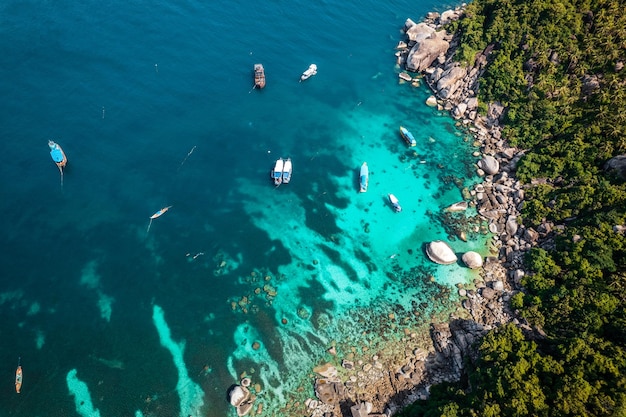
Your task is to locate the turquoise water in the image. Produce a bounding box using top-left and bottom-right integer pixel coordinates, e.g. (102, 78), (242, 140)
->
(0, 1), (487, 416)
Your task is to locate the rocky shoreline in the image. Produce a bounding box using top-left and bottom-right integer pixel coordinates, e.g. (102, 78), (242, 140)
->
(228, 7), (541, 417)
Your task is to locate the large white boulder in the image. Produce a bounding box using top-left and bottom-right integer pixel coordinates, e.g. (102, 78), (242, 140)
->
(229, 385), (249, 407)
(405, 22), (435, 43)
(405, 32), (450, 72)
(445, 201), (468, 212)
(426, 241), (457, 264)
(505, 216), (519, 236)
(462, 251), (483, 269)
(478, 155), (500, 175)
(436, 65), (467, 99)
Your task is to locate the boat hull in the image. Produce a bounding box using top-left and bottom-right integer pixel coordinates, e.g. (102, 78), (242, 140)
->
(399, 126), (416, 147)
(254, 64), (266, 89)
(15, 366), (22, 393)
(388, 194), (402, 212)
(301, 64), (317, 81)
(282, 158), (292, 184)
(48, 140), (67, 168)
(271, 158), (284, 185)
(359, 162), (368, 192)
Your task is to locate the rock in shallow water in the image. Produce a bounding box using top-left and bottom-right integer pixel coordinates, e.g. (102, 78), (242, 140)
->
(426, 240), (457, 264)
(229, 385), (249, 407)
(462, 251), (483, 269)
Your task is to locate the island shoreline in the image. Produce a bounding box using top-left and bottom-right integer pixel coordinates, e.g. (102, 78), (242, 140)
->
(305, 6), (535, 417)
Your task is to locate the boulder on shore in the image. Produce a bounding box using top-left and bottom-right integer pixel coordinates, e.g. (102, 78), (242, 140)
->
(426, 241), (457, 264)
(228, 385), (254, 416)
(404, 21), (435, 43)
(605, 154), (626, 180)
(445, 201), (468, 212)
(315, 379), (345, 405)
(462, 251), (483, 269)
(405, 32), (450, 72)
(478, 155), (500, 175)
(229, 386), (249, 407)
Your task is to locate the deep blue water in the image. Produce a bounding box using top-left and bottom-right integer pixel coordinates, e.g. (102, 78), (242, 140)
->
(0, 1), (479, 416)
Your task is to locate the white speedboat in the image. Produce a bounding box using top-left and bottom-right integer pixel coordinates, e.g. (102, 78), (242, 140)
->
(359, 162), (368, 192)
(282, 158), (292, 184)
(272, 158), (284, 185)
(388, 194), (402, 212)
(300, 64), (317, 81)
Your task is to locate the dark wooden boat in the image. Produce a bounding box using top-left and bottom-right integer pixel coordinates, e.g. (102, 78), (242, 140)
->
(254, 64), (266, 89)
(15, 358), (22, 394)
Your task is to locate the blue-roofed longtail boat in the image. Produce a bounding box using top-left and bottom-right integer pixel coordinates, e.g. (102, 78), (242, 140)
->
(146, 206), (172, 234)
(48, 140), (67, 187)
(399, 126), (417, 147)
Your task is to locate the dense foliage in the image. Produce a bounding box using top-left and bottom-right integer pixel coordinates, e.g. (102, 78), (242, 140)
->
(399, 0), (626, 415)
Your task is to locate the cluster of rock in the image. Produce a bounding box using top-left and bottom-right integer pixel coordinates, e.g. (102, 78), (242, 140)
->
(228, 377), (256, 416)
(397, 7), (541, 287)
(301, 259), (515, 417)
(293, 5), (597, 417)
(302, 303), (511, 417)
(425, 240), (483, 269)
(296, 6), (537, 417)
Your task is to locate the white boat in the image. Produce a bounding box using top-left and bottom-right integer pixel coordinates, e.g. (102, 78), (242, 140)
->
(388, 194), (402, 212)
(282, 158), (292, 183)
(300, 64), (317, 81)
(359, 162), (368, 192)
(272, 158), (284, 185)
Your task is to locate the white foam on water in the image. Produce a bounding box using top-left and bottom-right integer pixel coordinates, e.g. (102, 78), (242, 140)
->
(66, 369), (101, 417)
(27, 301), (40, 316)
(152, 304), (205, 417)
(79, 260), (100, 289)
(0, 290), (23, 306)
(79, 260), (115, 322)
(35, 329), (45, 349)
(97, 290), (114, 322)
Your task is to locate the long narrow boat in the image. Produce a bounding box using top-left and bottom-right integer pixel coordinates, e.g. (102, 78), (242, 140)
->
(15, 358), (22, 394)
(282, 158), (292, 184)
(399, 126), (417, 147)
(271, 158), (284, 186)
(48, 140), (67, 169)
(48, 140), (67, 186)
(359, 162), (368, 193)
(254, 64), (266, 89)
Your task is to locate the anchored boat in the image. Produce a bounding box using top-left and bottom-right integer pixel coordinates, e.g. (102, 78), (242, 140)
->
(399, 126), (417, 147)
(15, 358), (22, 394)
(48, 140), (67, 186)
(48, 140), (67, 169)
(253, 64), (266, 89)
(359, 162), (368, 192)
(388, 194), (402, 212)
(272, 158), (284, 186)
(282, 158), (292, 184)
(300, 64), (317, 81)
